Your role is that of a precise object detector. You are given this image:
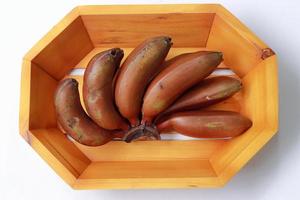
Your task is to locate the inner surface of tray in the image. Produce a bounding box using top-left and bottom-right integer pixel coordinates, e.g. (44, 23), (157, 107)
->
(27, 11), (261, 170)
(21, 5), (278, 189)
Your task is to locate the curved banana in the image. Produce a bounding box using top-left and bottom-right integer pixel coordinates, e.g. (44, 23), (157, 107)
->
(54, 78), (120, 146)
(142, 51), (223, 124)
(115, 36), (172, 126)
(157, 110), (252, 138)
(158, 76), (242, 118)
(83, 48), (129, 130)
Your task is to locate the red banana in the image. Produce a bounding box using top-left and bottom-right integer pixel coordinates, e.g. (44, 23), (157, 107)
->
(115, 36), (172, 126)
(142, 51), (223, 124)
(83, 48), (129, 130)
(54, 78), (120, 146)
(158, 76), (242, 118)
(156, 110), (252, 138)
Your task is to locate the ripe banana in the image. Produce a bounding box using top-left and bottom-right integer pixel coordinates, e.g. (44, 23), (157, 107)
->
(83, 48), (129, 130)
(115, 36), (172, 126)
(156, 110), (252, 138)
(54, 78), (120, 146)
(142, 51), (223, 124)
(158, 76), (242, 118)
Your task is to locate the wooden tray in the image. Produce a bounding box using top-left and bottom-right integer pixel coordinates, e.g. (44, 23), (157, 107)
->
(19, 4), (278, 189)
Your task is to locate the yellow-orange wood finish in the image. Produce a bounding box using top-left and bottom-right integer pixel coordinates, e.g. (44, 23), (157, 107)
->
(20, 4), (278, 189)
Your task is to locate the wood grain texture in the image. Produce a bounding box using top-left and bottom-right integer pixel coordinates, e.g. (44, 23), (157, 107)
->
(72, 160), (221, 189)
(210, 56), (278, 179)
(206, 14), (267, 77)
(215, 4), (267, 48)
(73, 176), (221, 189)
(20, 4), (278, 189)
(31, 128), (90, 176)
(77, 4), (220, 15)
(31, 16), (93, 80)
(23, 129), (88, 186)
(81, 13), (214, 48)
(215, 56), (278, 184)
(19, 60), (31, 140)
(24, 7), (80, 60)
(79, 160), (216, 179)
(29, 63), (57, 130)
(71, 140), (225, 162)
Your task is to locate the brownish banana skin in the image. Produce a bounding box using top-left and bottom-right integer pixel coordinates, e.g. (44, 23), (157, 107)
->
(115, 36), (172, 127)
(142, 51), (223, 124)
(83, 48), (129, 130)
(54, 78), (120, 146)
(156, 76), (242, 120)
(156, 110), (252, 138)
(160, 52), (193, 71)
(152, 52), (193, 77)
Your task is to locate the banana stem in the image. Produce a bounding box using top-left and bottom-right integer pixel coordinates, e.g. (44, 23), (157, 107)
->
(122, 124), (160, 142)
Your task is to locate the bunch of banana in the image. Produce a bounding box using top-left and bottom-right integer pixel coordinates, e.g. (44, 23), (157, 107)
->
(54, 36), (252, 146)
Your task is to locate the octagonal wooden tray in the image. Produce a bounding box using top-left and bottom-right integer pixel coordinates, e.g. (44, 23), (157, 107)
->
(19, 4), (278, 189)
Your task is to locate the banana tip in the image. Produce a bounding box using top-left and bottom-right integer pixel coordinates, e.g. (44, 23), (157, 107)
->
(110, 48), (124, 57)
(66, 78), (78, 87)
(165, 36), (172, 41)
(163, 36), (173, 46)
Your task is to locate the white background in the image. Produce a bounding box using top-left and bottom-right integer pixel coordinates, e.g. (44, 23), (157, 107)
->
(1, 0), (299, 199)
